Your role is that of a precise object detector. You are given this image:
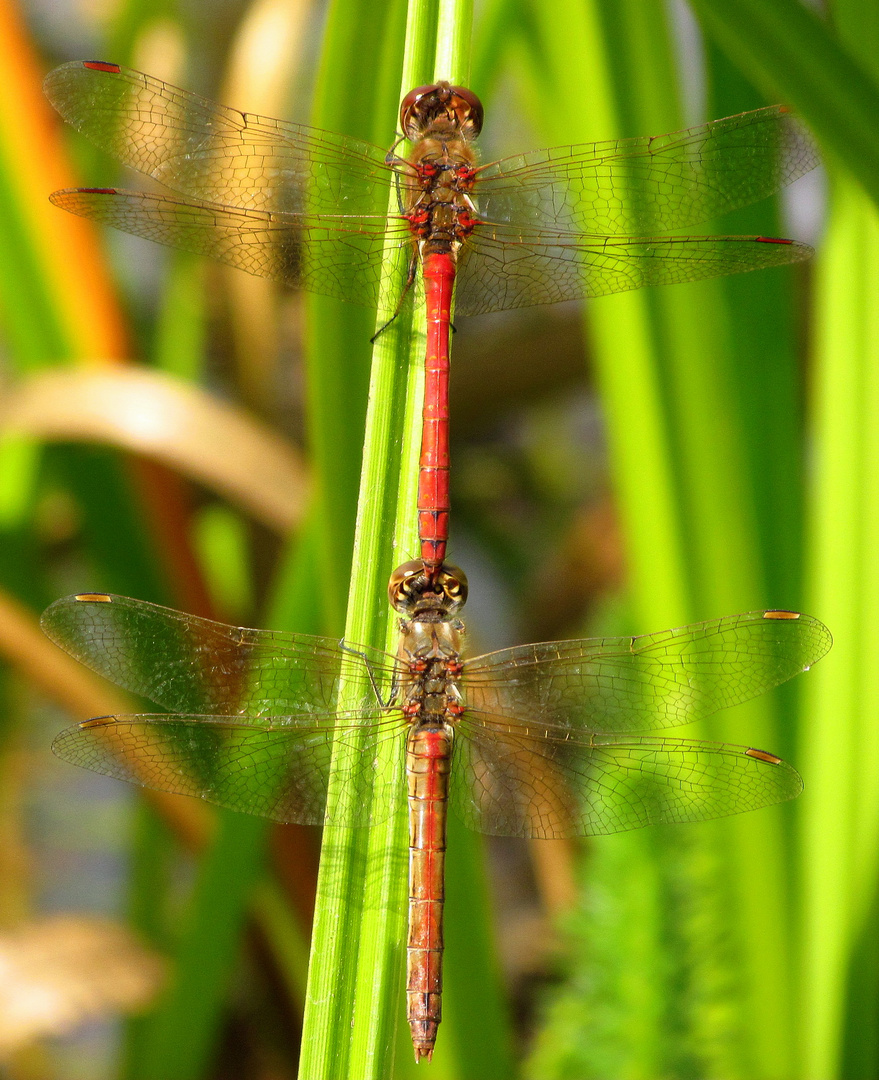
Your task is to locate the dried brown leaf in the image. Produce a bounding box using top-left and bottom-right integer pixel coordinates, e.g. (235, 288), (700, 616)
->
(0, 368), (308, 533)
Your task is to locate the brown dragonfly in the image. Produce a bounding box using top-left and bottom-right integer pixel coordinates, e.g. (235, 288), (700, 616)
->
(41, 569), (830, 1060)
(44, 63), (817, 581)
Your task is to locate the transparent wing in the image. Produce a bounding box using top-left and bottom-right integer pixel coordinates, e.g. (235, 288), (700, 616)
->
(40, 593), (400, 715)
(49, 188), (405, 307)
(51, 711), (406, 826)
(474, 105), (818, 235)
(44, 66), (817, 317)
(462, 611), (831, 732)
(453, 227), (812, 316)
(450, 715), (803, 838)
(43, 62), (394, 217)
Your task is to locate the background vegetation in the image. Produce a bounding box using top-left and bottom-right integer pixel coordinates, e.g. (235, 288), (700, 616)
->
(0, 0), (876, 1077)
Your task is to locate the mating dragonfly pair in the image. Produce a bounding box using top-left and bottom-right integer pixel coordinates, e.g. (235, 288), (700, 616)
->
(42, 62), (827, 1060)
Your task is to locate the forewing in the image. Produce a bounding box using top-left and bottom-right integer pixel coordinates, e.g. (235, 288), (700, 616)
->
(475, 106), (817, 235)
(43, 62), (392, 217)
(450, 714), (803, 838)
(51, 711), (404, 826)
(49, 188), (400, 306)
(453, 227), (812, 316)
(40, 593), (398, 715)
(462, 611), (831, 733)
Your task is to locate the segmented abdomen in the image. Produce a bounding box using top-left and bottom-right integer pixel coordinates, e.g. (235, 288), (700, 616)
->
(405, 723), (452, 1062)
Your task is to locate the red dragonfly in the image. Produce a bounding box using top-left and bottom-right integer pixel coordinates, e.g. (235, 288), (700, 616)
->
(41, 569), (830, 1060)
(44, 63), (817, 581)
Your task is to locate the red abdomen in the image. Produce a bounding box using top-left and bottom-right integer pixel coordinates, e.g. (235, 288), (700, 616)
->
(418, 253), (455, 576)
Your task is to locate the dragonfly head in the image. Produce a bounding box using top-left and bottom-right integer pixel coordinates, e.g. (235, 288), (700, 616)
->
(388, 560), (468, 619)
(399, 82), (484, 143)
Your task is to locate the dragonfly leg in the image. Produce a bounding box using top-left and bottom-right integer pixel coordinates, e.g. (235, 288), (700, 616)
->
(370, 253), (419, 343)
(384, 132), (407, 164)
(338, 640), (396, 708)
(387, 145), (410, 214)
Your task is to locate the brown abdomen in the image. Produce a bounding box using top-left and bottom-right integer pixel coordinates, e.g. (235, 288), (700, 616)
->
(406, 724), (452, 1062)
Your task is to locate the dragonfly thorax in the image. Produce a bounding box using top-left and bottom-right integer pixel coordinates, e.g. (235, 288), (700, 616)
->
(399, 619), (464, 663)
(398, 619), (464, 728)
(405, 139), (479, 257)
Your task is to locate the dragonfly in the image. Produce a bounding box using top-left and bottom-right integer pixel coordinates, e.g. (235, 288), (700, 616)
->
(41, 568), (831, 1060)
(44, 63), (817, 581)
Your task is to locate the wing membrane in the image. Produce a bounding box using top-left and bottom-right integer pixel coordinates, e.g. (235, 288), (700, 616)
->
(453, 228), (812, 315)
(450, 713), (803, 838)
(475, 106), (817, 235)
(44, 62), (392, 217)
(51, 711), (405, 825)
(49, 188), (400, 307)
(40, 593), (399, 715)
(462, 611), (831, 732)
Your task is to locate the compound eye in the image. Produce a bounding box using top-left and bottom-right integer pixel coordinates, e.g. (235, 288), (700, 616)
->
(446, 85), (484, 136)
(388, 560), (423, 609)
(438, 564), (469, 604)
(399, 83), (440, 132)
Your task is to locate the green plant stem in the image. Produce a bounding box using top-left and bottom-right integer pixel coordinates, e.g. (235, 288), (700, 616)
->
(799, 175), (879, 1080)
(298, 2), (488, 1077)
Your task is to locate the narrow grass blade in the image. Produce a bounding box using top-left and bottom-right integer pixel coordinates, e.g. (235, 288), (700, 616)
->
(799, 176), (879, 1080)
(689, 0), (879, 209)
